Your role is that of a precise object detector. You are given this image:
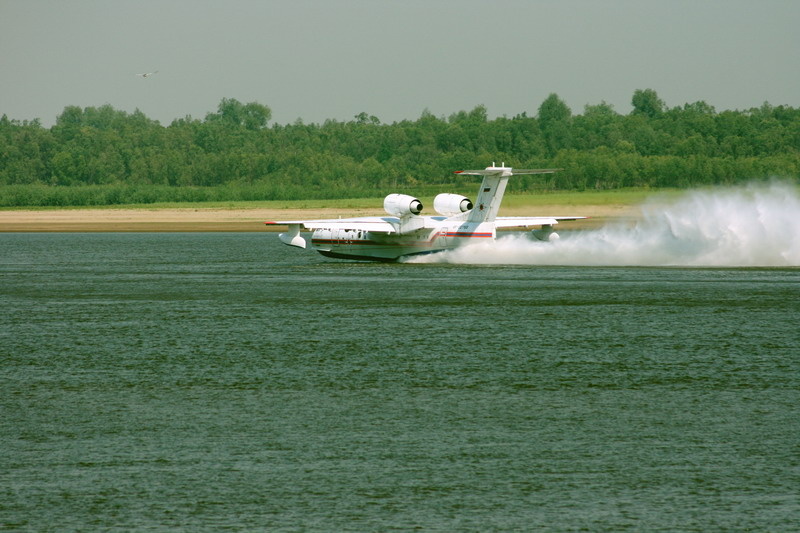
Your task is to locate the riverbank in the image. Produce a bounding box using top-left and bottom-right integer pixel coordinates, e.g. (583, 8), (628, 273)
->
(0, 203), (640, 232)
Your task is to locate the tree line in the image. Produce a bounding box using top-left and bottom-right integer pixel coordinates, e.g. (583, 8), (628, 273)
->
(1, 90), (798, 206)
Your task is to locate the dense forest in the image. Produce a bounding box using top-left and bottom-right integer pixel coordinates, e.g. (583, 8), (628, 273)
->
(1, 89), (798, 206)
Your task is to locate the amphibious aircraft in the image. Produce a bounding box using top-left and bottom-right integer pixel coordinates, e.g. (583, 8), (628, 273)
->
(265, 164), (586, 261)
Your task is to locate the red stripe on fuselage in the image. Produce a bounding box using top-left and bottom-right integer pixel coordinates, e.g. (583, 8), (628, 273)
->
(312, 230), (492, 247)
(311, 239), (436, 247)
(446, 232), (493, 238)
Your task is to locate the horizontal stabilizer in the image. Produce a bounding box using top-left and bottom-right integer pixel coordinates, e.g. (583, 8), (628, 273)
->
(456, 168), (561, 176)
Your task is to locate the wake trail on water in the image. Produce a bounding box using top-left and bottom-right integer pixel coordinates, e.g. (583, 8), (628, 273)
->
(410, 181), (800, 267)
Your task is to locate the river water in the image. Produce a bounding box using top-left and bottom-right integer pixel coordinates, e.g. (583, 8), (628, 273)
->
(2, 231), (799, 531)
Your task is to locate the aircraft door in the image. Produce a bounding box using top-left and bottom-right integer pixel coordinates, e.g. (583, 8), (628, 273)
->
(436, 228), (449, 250)
(333, 228), (351, 254)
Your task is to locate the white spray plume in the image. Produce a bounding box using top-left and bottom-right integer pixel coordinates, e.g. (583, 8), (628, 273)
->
(410, 182), (800, 267)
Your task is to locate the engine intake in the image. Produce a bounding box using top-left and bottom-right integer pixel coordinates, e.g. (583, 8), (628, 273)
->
(433, 193), (473, 216)
(384, 194), (423, 217)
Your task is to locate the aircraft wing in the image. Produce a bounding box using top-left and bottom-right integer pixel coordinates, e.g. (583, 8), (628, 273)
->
(265, 216), (399, 234)
(494, 216), (587, 229)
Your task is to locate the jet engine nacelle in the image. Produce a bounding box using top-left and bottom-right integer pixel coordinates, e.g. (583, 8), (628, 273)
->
(433, 193), (473, 216)
(384, 194), (423, 217)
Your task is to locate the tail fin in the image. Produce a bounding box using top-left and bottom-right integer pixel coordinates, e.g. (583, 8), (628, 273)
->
(455, 165), (560, 223)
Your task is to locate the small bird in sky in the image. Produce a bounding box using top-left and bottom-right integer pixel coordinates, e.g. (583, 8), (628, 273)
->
(136, 70), (159, 78)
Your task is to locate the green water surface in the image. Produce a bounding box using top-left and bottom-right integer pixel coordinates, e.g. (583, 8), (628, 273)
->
(2, 233), (798, 531)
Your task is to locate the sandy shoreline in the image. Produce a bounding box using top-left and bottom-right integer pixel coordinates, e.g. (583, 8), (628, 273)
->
(0, 204), (638, 232)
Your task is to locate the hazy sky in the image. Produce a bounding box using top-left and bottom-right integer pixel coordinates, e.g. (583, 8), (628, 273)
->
(2, 0), (799, 127)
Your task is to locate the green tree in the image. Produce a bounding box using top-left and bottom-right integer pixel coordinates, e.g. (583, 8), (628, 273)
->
(537, 93), (572, 128)
(631, 88), (665, 118)
(2, 93), (800, 206)
(537, 93), (572, 156)
(206, 98), (272, 130)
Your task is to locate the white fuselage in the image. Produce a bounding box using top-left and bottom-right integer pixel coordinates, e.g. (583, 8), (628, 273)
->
(310, 220), (495, 261)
